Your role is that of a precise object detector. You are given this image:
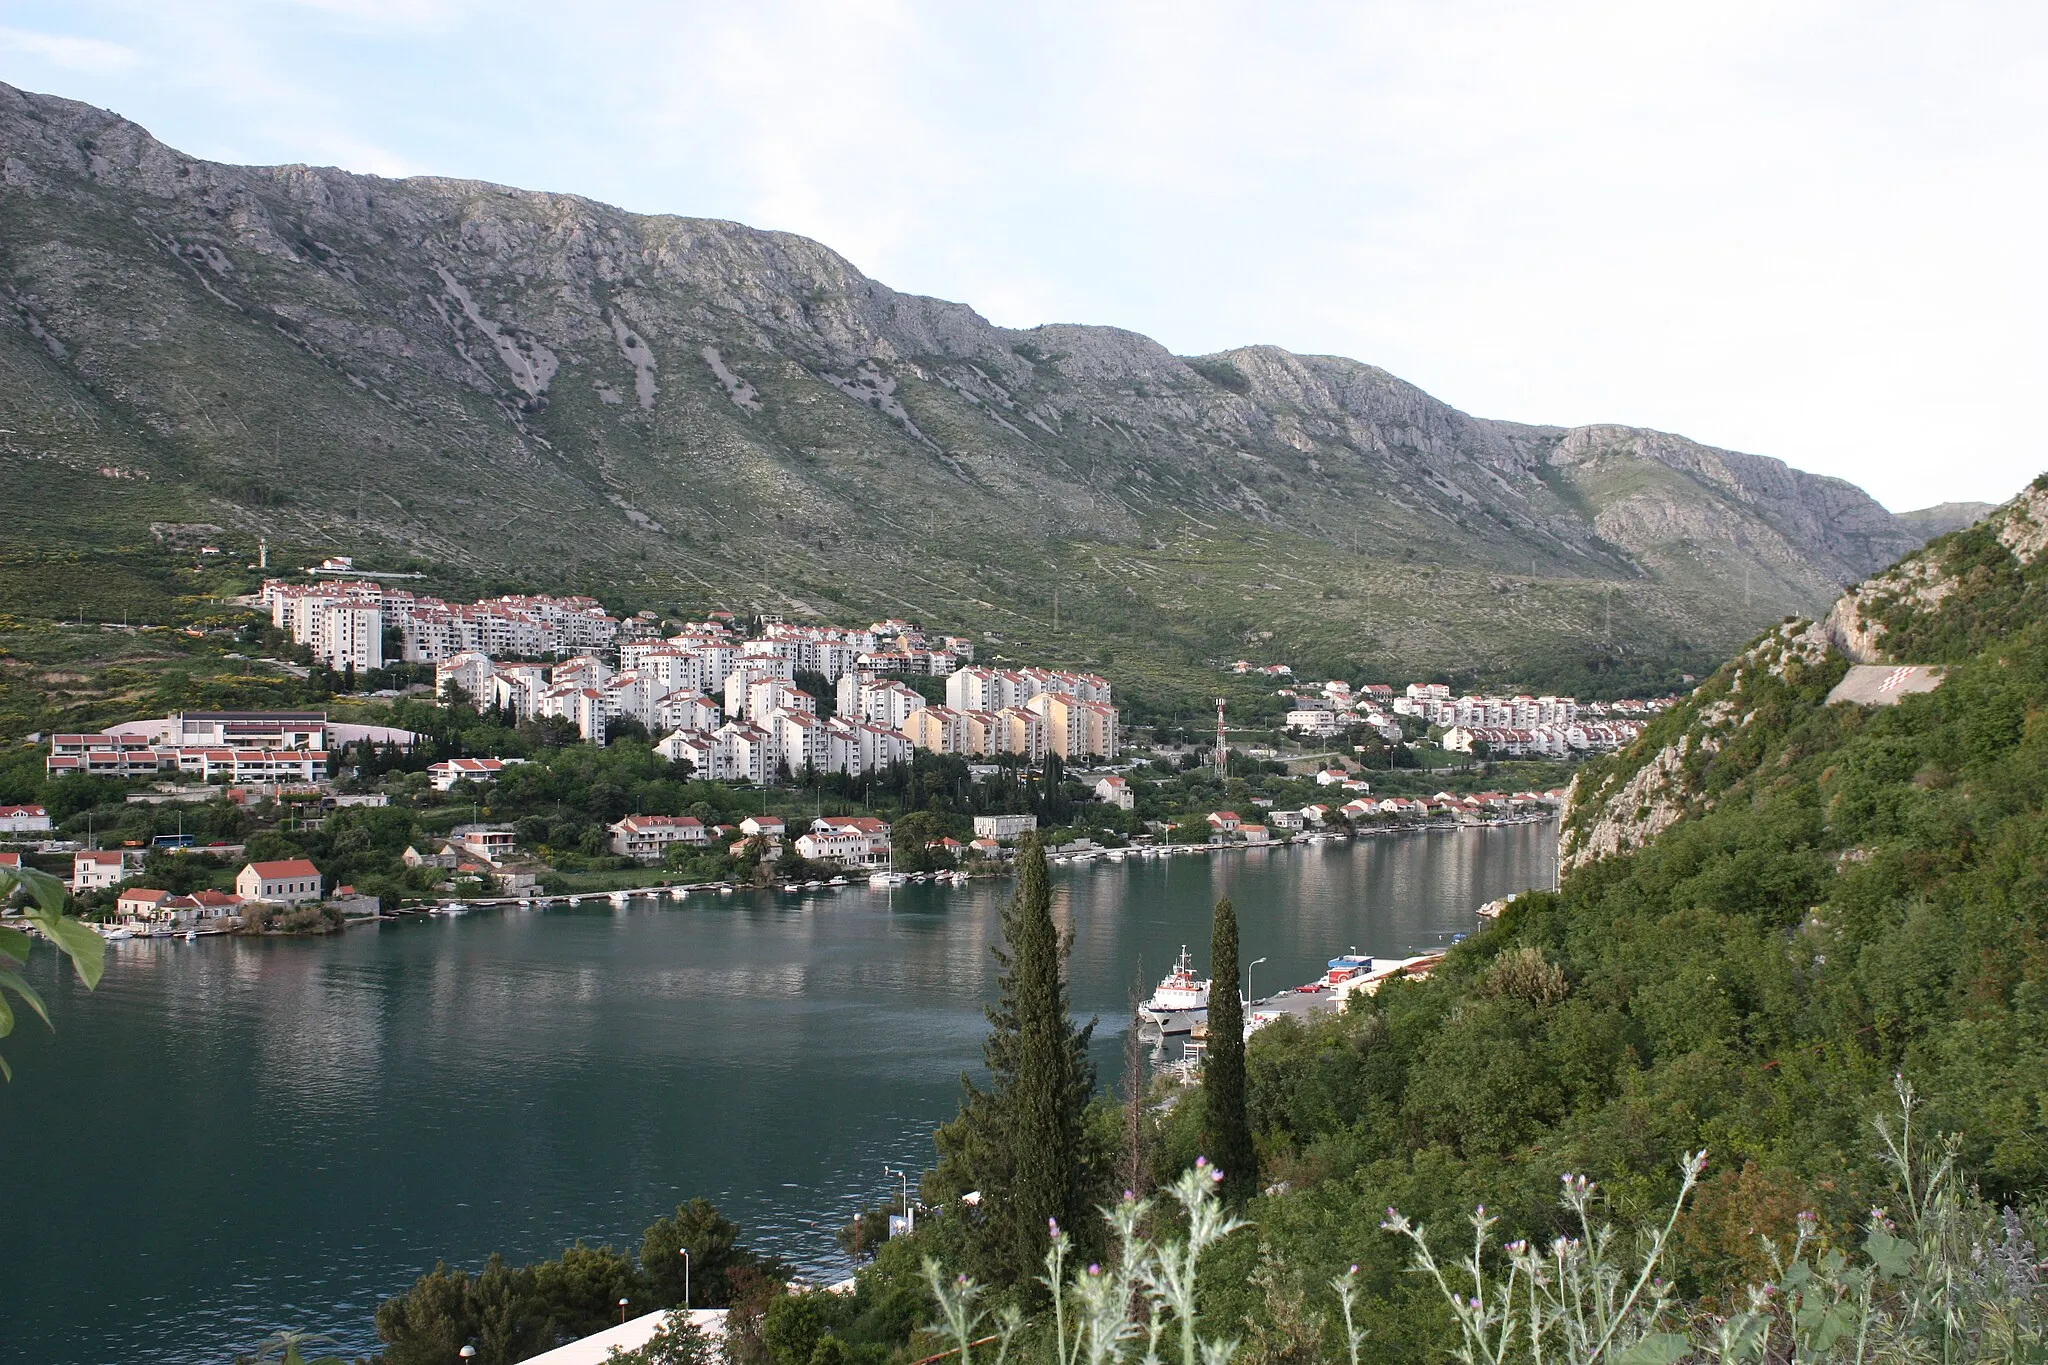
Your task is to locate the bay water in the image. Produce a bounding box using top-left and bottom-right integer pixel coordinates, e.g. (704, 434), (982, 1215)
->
(3, 826), (1555, 1364)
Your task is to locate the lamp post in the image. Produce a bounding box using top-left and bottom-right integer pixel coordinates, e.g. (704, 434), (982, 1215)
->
(459, 1347), (476, 1363)
(1248, 957), (1267, 1004)
(679, 1246), (691, 1309)
(618, 1297), (630, 1325)
(886, 1165), (913, 1235)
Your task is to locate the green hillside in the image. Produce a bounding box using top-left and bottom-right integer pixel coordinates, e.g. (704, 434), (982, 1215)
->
(1153, 485), (2048, 1357)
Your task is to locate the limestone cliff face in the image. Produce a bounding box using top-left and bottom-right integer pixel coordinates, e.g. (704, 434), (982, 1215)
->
(1559, 618), (1834, 872)
(1825, 482), (2048, 663)
(1563, 487), (2043, 873)
(0, 80), (1944, 673)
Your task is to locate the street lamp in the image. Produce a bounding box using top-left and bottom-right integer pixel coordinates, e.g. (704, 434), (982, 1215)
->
(1247, 957), (1267, 1003)
(679, 1246), (691, 1309)
(618, 1297), (631, 1324)
(459, 1347), (476, 1362)
(885, 1166), (914, 1235)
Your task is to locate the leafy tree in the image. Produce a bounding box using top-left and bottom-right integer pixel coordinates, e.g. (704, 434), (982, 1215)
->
(760, 1289), (850, 1365)
(890, 811), (946, 874)
(0, 862), (104, 1080)
(1202, 896), (1255, 1205)
(932, 833), (1100, 1290)
(640, 1198), (755, 1308)
(606, 1309), (713, 1365)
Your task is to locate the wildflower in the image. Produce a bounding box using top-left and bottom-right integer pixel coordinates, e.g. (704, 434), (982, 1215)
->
(1088, 1264), (1101, 1276)
(1504, 1240), (1528, 1255)
(1210, 1167), (1225, 1183)
(1048, 1218), (1059, 1234)
(1348, 1265), (1359, 1276)
(1196, 1156), (1209, 1168)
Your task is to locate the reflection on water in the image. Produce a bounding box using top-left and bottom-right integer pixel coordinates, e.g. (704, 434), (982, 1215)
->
(2, 825), (1554, 1364)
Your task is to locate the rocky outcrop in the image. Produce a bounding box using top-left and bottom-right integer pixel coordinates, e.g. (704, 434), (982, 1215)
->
(1561, 618), (1834, 872)
(1563, 488), (2046, 872)
(1994, 482), (2048, 566)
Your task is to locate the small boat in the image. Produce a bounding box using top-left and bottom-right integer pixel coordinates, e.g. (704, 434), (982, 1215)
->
(101, 926), (135, 941)
(1137, 947), (1212, 1033)
(718, 885), (733, 895)
(609, 890), (632, 905)
(829, 876), (849, 887)
(185, 929), (198, 942)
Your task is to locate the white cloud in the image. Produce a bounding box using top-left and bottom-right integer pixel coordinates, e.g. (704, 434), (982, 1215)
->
(0, 25), (140, 72)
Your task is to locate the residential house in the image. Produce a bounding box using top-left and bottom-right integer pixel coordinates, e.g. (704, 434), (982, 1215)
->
(1093, 774), (1135, 810)
(402, 844), (459, 870)
(427, 757), (521, 792)
(800, 816), (892, 869)
(0, 804), (52, 833)
(609, 815), (708, 862)
(71, 849), (136, 892)
(450, 826), (518, 866)
(973, 814), (1037, 840)
(116, 888), (173, 921)
(236, 858), (323, 905)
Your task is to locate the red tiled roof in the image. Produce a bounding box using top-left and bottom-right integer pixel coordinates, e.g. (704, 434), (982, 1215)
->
(246, 858), (320, 879)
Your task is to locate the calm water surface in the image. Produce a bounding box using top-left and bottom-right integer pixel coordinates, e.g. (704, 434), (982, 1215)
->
(4, 826), (1555, 1364)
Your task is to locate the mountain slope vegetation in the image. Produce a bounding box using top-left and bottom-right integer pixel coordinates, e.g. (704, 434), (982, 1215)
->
(0, 82), (1925, 700)
(1169, 489), (2048, 1360)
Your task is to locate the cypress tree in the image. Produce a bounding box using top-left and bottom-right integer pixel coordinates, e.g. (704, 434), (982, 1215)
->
(1203, 895), (1256, 1206)
(933, 832), (1097, 1289)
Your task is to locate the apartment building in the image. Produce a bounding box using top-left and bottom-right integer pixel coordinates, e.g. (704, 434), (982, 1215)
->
(609, 815), (709, 862)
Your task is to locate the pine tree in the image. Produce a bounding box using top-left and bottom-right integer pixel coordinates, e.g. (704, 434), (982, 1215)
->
(1203, 895), (1256, 1206)
(933, 832), (1097, 1289)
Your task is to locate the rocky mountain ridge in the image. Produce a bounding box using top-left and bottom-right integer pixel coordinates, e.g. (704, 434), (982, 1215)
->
(0, 81), (1929, 695)
(1561, 483), (2044, 870)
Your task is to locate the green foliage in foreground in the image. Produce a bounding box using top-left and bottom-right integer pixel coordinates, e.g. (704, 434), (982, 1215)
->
(0, 860), (103, 1080)
(927, 1088), (2043, 1365)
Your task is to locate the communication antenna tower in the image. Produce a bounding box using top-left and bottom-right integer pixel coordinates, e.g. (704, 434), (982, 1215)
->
(1213, 697), (1228, 778)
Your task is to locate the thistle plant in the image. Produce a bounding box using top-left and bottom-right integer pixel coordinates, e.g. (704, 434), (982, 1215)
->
(928, 1158), (1247, 1365)
(1382, 1078), (2046, 1364)
(1380, 1152), (1705, 1365)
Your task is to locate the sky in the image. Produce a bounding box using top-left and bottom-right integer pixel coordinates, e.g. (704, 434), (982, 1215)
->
(2, 1), (2043, 511)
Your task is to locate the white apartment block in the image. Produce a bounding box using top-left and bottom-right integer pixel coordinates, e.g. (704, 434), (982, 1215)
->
(721, 660), (792, 717)
(437, 651), (498, 705)
(655, 692), (721, 734)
